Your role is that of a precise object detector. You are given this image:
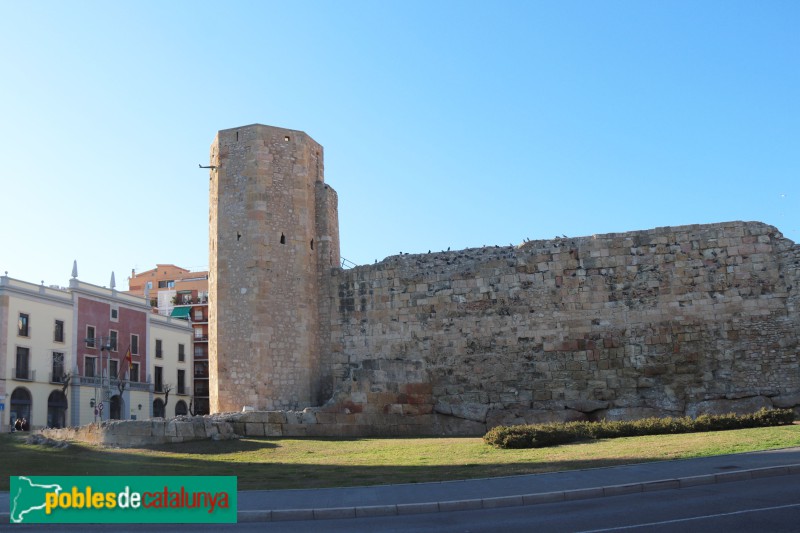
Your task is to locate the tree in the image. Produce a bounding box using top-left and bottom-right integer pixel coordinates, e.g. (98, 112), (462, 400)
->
(162, 384), (173, 412)
(60, 373), (72, 396)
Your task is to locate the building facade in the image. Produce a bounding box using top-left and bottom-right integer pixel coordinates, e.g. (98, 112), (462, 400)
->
(0, 271), (192, 430)
(128, 265), (209, 414)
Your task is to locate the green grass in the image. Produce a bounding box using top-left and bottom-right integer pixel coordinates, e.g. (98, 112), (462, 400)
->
(2, 424), (799, 491)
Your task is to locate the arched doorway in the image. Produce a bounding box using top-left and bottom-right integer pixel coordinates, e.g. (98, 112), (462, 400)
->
(10, 388), (32, 429)
(153, 399), (165, 418)
(110, 395), (123, 420)
(47, 390), (68, 428)
(175, 400), (188, 416)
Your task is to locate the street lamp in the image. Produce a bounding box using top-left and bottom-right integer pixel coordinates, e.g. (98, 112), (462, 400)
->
(85, 336), (113, 423)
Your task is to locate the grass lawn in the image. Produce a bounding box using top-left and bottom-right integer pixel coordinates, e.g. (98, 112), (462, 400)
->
(2, 424), (799, 491)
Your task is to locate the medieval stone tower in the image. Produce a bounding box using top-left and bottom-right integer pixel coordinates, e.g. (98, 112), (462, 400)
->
(208, 124), (340, 413)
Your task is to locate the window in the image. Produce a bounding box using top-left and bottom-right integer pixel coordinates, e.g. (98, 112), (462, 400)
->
(194, 381), (209, 396)
(51, 352), (65, 383)
(194, 327), (204, 340)
(177, 369), (186, 395)
(109, 330), (118, 351)
(18, 313), (29, 337)
(157, 280), (175, 289)
(85, 356), (97, 378)
(155, 339), (163, 358)
(109, 360), (119, 380)
(194, 361), (208, 377)
(154, 366), (163, 392)
(131, 334), (139, 355)
(146, 281), (153, 290)
(15, 347), (30, 379)
(178, 343), (185, 362)
(193, 309), (204, 321)
(129, 363), (139, 383)
(194, 345), (207, 358)
(86, 326), (96, 348)
(110, 307), (119, 321)
(54, 320), (65, 343)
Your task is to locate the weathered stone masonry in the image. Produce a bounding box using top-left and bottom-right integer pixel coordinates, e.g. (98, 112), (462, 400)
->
(210, 124), (800, 437)
(324, 221), (800, 433)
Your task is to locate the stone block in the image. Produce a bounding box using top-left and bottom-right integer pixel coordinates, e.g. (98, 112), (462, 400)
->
(244, 423), (265, 437)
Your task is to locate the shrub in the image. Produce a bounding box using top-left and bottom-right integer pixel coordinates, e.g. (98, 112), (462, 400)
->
(483, 408), (795, 449)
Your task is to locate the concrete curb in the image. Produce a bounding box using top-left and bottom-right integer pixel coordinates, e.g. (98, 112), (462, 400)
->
(5, 464), (799, 524)
(234, 463), (800, 523)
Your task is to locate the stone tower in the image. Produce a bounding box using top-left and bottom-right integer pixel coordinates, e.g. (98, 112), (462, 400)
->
(208, 124), (340, 412)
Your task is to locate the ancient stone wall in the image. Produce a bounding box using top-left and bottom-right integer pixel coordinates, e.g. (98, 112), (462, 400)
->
(208, 124), (799, 436)
(323, 221), (800, 430)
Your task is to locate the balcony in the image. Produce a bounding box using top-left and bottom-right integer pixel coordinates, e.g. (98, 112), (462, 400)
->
(193, 335), (209, 342)
(75, 374), (151, 392)
(12, 368), (35, 381)
(174, 296), (209, 305)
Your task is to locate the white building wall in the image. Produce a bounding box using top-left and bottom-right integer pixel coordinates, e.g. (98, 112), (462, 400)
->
(149, 315), (193, 418)
(0, 276), (73, 430)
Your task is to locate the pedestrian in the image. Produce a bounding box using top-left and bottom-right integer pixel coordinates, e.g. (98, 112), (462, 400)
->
(14, 418), (22, 432)
(21, 418), (28, 431)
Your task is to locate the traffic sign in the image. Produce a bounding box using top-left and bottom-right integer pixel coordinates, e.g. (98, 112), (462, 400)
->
(0, 403), (4, 411)
(98, 402), (104, 412)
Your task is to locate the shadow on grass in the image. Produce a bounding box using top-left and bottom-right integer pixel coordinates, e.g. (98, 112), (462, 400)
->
(142, 438), (280, 454)
(0, 433), (699, 492)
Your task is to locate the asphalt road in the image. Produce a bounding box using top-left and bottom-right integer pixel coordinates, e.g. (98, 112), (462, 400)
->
(5, 474), (800, 532)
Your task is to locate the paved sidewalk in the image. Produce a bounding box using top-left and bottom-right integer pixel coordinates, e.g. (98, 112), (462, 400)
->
(3, 447), (800, 523)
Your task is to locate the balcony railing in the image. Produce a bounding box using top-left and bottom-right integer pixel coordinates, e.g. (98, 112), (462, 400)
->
(75, 374), (152, 392)
(175, 296), (209, 305)
(193, 335), (209, 342)
(12, 368), (35, 381)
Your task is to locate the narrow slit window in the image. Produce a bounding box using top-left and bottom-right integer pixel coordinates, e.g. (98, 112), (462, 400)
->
(310, 239), (314, 250)
(280, 233), (286, 244)
(237, 232), (241, 241)
(284, 135), (290, 142)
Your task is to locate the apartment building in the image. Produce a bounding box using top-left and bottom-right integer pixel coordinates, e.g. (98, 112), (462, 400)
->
(0, 271), (192, 429)
(128, 265), (209, 414)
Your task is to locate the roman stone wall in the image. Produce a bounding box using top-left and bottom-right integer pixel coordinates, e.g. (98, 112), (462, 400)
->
(209, 124), (799, 436)
(323, 221), (800, 430)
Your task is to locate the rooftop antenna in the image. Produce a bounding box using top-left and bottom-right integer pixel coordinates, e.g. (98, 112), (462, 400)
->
(71, 260), (78, 279)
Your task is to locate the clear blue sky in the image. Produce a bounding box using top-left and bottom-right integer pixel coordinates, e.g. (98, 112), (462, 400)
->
(2, 1), (797, 289)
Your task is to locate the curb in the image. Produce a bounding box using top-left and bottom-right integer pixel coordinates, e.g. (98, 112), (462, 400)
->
(236, 463), (800, 523)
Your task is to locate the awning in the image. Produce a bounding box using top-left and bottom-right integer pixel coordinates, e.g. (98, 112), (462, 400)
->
(170, 307), (191, 319)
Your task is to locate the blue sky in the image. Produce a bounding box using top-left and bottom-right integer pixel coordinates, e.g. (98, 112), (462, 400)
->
(2, 1), (797, 289)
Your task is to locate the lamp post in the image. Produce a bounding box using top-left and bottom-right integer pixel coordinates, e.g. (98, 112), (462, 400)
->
(85, 336), (113, 423)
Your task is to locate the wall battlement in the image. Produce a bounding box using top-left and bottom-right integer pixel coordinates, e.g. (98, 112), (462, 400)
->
(210, 125), (800, 434)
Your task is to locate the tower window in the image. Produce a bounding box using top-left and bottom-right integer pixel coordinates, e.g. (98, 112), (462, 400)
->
(280, 233), (286, 244)
(310, 239), (314, 250)
(284, 136), (290, 142)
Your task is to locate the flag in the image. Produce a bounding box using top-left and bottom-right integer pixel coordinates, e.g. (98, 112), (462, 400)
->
(125, 348), (132, 364)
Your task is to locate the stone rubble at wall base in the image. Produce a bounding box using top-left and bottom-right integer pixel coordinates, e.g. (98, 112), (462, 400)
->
(38, 392), (800, 448)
